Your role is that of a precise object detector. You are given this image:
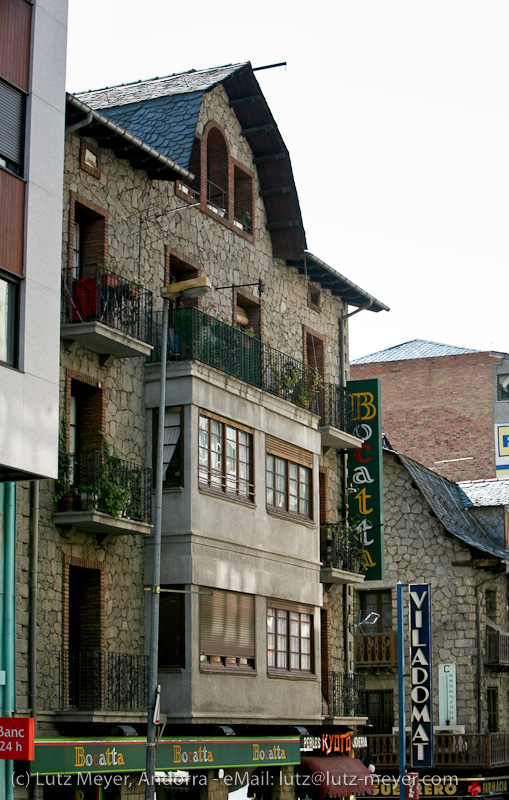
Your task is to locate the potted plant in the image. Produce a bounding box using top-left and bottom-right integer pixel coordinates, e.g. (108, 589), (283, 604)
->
(96, 441), (132, 518)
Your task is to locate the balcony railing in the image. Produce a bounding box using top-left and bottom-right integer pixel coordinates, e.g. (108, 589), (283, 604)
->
(60, 650), (148, 712)
(355, 632), (398, 668)
(151, 307), (359, 430)
(321, 522), (365, 575)
(362, 732), (509, 769)
(486, 629), (509, 668)
(61, 264), (153, 344)
(57, 450), (152, 522)
(329, 671), (366, 717)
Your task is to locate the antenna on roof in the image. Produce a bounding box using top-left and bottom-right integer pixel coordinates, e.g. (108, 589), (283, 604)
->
(252, 62), (287, 72)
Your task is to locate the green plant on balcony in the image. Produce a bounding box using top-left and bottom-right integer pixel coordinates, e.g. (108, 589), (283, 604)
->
(95, 441), (132, 519)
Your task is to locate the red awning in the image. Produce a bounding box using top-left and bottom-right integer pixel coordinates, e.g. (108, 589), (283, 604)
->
(300, 756), (374, 798)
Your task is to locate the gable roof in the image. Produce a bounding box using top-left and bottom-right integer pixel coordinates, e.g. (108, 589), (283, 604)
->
(74, 62), (307, 259)
(286, 252), (389, 311)
(388, 449), (509, 562)
(458, 478), (509, 508)
(352, 339), (481, 364)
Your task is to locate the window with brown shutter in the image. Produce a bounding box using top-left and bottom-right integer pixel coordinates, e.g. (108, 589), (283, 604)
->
(199, 588), (255, 672)
(266, 435), (313, 520)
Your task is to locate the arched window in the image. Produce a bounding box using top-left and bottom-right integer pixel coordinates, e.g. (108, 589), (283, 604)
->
(206, 128), (228, 215)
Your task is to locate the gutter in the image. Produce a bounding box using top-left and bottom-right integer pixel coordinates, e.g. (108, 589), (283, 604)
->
(66, 95), (194, 181)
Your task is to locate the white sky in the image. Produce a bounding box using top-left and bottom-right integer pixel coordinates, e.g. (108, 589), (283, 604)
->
(65, 0), (509, 360)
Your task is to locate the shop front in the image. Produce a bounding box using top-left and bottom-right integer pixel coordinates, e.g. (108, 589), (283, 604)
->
(28, 735), (301, 800)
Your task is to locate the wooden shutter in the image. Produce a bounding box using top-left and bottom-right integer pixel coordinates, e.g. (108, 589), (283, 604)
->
(266, 434), (313, 468)
(200, 589), (254, 658)
(0, 79), (24, 167)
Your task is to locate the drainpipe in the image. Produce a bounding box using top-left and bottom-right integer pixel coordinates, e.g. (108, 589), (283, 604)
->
(30, 481), (39, 736)
(2, 482), (16, 800)
(65, 111), (93, 135)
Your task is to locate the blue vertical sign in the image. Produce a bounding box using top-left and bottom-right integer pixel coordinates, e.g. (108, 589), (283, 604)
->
(409, 584), (433, 767)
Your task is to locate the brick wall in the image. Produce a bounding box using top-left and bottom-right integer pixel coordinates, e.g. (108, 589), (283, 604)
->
(350, 353), (498, 481)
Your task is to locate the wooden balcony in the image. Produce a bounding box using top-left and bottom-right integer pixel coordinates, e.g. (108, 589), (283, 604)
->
(362, 733), (509, 769)
(355, 632), (397, 669)
(486, 630), (509, 669)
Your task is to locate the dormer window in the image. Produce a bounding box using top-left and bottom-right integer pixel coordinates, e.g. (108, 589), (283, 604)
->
(176, 124), (255, 240)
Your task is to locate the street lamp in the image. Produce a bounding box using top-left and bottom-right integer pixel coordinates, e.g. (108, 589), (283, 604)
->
(146, 275), (210, 799)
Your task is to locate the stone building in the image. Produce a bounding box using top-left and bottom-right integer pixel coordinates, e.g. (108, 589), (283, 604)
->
(355, 446), (509, 794)
(350, 340), (509, 482)
(13, 63), (388, 799)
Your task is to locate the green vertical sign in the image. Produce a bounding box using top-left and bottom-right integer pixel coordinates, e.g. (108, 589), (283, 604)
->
(347, 378), (384, 580)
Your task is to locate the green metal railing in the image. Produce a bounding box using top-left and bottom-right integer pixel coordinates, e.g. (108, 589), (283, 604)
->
(151, 307), (358, 428)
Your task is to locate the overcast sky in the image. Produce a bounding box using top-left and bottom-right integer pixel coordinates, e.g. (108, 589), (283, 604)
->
(65, 0), (509, 360)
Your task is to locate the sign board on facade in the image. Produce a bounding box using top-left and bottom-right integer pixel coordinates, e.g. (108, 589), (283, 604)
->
(300, 731), (351, 755)
(347, 379), (385, 580)
(31, 736), (301, 776)
(409, 584), (433, 768)
(0, 717), (35, 761)
(438, 663), (457, 727)
(495, 424), (509, 479)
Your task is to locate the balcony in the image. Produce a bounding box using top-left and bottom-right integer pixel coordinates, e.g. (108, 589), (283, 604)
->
(355, 632), (397, 669)
(53, 450), (152, 536)
(51, 650), (149, 723)
(325, 671), (367, 722)
(61, 264), (153, 358)
(362, 732), (509, 769)
(151, 307), (360, 439)
(320, 522), (366, 584)
(486, 629), (509, 669)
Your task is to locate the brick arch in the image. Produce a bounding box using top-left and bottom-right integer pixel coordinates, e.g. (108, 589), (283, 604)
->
(203, 122), (230, 215)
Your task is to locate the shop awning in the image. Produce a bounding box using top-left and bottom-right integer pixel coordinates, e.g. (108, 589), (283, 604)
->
(300, 756), (374, 798)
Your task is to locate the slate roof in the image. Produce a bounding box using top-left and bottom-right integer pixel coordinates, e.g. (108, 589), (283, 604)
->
(458, 478), (509, 508)
(75, 65), (246, 171)
(352, 339), (481, 364)
(390, 449), (509, 562)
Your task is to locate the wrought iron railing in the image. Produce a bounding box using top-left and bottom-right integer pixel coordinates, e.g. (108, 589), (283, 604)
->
(61, 264), (153, 344)
(330, 671), (366, 717)
(361, 732), (509, 769)
(207, 179), (227, 213)
(57, 450), (152, 522)
(486, 629), (509, 667)
(60, 650), (148, 711)
(151, 308), (358, 429)
(321, 522), (365, 574)
(355, 632), (398, 668)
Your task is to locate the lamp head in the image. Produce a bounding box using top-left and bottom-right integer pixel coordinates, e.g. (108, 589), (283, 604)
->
(161, 276), (210, 300)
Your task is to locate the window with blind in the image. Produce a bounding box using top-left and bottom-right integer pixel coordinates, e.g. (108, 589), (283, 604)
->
(0, 79), (25, 177)
(158, 586), (185, 669)
(265, 435), (312, 520)
(153, 407), (183, 488)
(267, 604), (314, 676)
(199, 588), (255, 671)
(198, 413), (254, 501)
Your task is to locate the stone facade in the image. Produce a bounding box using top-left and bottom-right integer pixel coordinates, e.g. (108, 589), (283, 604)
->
(9, 68), (377, 798)
(355, 449), (509, 734)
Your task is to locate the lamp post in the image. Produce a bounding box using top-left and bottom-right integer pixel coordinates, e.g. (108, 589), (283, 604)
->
(145, 276), (210, 799)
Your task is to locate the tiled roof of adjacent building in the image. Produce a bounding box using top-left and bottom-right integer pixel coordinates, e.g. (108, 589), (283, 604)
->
(458, 478), (509, 508)
(352, 339), (481, 364)
(388, 449), (509, 561)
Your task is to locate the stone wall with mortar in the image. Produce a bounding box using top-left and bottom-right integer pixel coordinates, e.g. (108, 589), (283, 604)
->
(15, 81), (356, 741)
(355, 449), (509, 733)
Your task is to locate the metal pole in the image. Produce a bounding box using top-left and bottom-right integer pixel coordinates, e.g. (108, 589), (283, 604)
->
(397, 581), (406, 800)
(145, 296), (169, 798)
